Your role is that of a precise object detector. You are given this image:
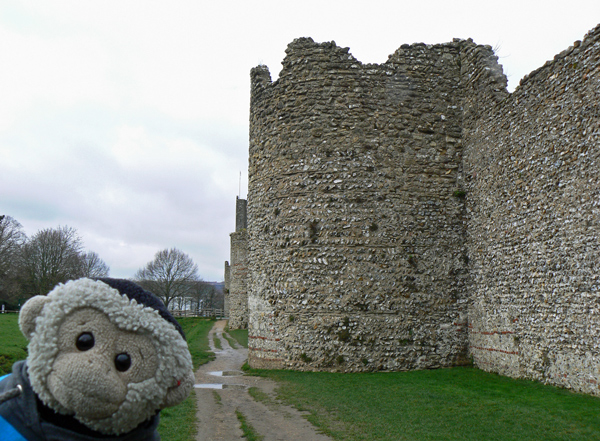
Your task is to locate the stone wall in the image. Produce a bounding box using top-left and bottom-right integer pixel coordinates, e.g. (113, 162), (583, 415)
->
(225, 197), (249, 329)
(236, 197), (248, 231)
(245, 24), (600, 394)
(224, 261), (230, 314)
(464, 24), (600, 395)
(248, 38), (473, 371)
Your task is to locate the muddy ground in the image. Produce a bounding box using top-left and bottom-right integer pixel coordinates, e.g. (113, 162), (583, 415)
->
(193, 320), (333, 441)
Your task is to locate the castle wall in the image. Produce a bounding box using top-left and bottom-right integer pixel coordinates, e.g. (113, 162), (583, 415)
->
(463, 25), (600, 394)
(248, 38), (471, 371)
(224, 260), (230, 314)
(236, 197), (248, 231)
(228, 229), (248, 329)
(225, 197), (249, 329)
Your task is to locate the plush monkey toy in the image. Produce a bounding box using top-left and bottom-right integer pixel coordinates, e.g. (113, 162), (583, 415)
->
(0, 278), (195, 440)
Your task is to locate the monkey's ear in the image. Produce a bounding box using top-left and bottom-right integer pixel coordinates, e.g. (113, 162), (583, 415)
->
(19, 296), (50, 340)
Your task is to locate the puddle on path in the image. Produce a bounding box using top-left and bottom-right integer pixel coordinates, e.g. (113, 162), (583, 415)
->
(194, 383), (247, 390)
(208, 370), (244, 377)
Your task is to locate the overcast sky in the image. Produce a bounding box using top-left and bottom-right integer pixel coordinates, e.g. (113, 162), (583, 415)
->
(1, 1), (598, 281)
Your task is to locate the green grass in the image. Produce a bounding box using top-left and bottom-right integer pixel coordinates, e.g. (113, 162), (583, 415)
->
(213, 334), (223, 350)
(247, 366), (600, 441)
(222, 332), (239, 348)
(157, 317), (216, 440)
(227, 328), (248, 348)
(235, 409), (264, 441)
(157, 391), (198, 441)
(0, 314), (28, 376)
(177, 317), (216, 368)
(248, 386), (274, 406)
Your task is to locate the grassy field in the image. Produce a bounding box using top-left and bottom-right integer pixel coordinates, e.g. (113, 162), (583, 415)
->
(248, 366), (600, 441)
(176, 317), (217, 368)
(0, 313), (28, 376)
(0, 314), (215, 441)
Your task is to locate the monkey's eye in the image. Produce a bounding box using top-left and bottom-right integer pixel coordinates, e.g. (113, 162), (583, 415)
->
(114, 353), (132, 372)
(76, 332), (95, 351)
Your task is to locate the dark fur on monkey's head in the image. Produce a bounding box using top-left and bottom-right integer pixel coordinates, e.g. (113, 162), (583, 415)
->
(19, 278), (194, 435)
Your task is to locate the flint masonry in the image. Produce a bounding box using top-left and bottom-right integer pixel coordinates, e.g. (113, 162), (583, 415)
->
(227, 24), (600, 396)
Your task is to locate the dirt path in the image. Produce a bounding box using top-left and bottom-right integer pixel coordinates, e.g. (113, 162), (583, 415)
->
(194, 320), (332, 441)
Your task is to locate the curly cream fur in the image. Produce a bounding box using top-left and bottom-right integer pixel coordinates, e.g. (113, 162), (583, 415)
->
(21, 278), (194, 435)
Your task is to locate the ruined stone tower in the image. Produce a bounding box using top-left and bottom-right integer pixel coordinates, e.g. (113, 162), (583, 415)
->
(244, 24), (600, 395)
(224, 197), (248, 329)
(247, 38), (481, 371)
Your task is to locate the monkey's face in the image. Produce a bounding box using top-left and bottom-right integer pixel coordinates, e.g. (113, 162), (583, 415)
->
(47, 307), (159, 420)
(20, 278), (194, 435)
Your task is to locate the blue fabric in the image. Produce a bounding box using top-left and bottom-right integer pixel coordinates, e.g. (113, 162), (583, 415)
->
(1, 362), (160, 440)
(0, 415), (27, 441)
(0, 375), (8, 382)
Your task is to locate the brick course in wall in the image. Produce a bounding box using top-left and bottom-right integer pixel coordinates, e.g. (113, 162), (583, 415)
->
(242, 24), (600, 394)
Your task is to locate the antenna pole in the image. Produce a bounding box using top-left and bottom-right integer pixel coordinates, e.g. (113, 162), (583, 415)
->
(239, 171), (241, 197)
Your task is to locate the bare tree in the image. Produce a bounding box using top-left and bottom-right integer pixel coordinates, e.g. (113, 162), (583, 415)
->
(18, 226), (84, 296)
(78, 251), (110, 278)
(0, 215), (26, 306)
(187, 280), (215, 311)
(134, 248), (200, 309)
(211, 284), (225, 310)
(202, 284), (217, 309)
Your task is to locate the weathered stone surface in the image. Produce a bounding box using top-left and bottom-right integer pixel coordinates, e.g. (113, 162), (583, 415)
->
(223, 261), (230, 314)
(242, 23), (600, 395)
(225, 197), (249, 329)
(248, 37), (471, 372)
(464, 25), (600, 395)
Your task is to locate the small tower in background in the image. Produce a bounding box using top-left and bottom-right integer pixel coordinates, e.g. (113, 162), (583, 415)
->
(224, 196), (248, 329)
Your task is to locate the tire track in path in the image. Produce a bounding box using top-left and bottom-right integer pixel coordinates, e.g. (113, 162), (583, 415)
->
(194, 320), (333, 441)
